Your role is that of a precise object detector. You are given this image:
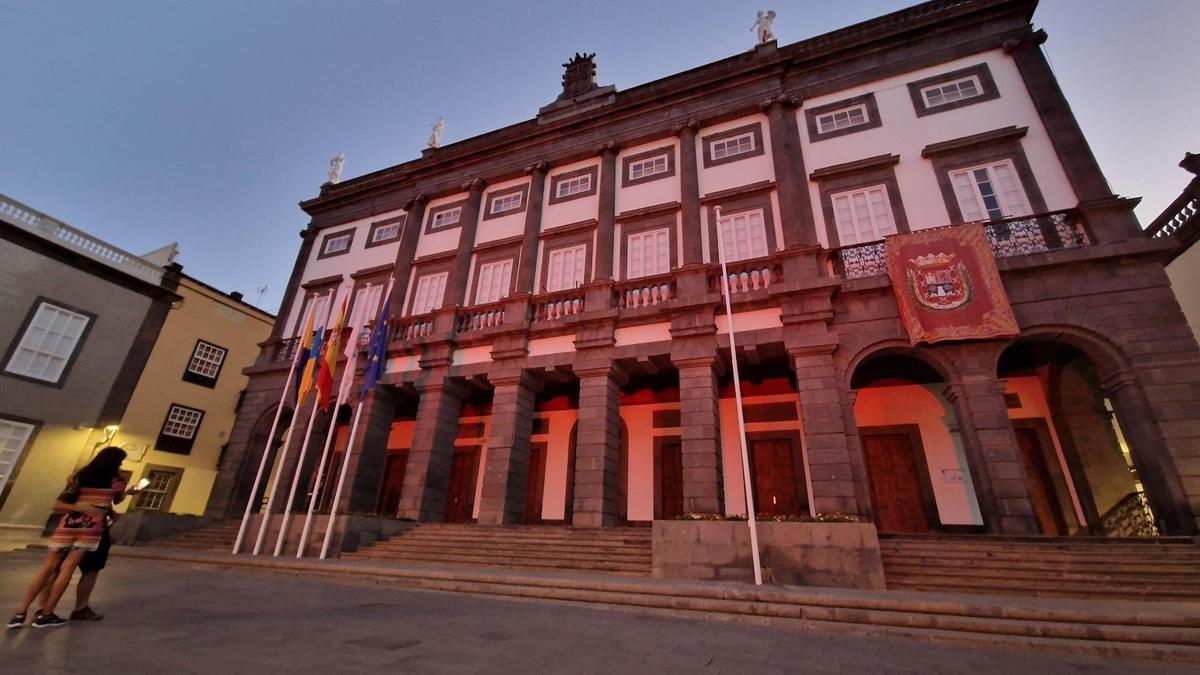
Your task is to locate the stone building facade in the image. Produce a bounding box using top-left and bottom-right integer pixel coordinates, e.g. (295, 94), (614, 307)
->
(208, 0), (1200, 544)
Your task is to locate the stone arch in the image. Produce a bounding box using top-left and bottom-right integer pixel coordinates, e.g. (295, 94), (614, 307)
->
(844, 338), (960, 392)
(992, 323), (1134, 384)
(241, 404), (294, 513)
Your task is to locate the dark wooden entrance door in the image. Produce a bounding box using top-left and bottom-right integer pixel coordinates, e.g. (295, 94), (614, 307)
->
(1014, 426), (1068, 535)
(655, 440), (684, 520)
(443, 446), (480, 523)
(862, 432), (930, 533)
(749, 438), (803, 517)
(524, 442), (547, 524)
(375, 451), (408, 516)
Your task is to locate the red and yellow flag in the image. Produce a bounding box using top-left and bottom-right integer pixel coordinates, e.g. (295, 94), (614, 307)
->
(316, 294), (347, 412)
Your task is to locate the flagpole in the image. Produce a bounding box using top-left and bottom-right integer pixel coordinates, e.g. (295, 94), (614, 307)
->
(320, 277), (394, 560)
(233, 322), (305, 554)
(714, 205), (763, 586)
(272, 287), (339, 556)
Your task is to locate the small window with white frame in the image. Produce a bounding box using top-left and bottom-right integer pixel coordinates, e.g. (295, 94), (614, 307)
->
(410, 271), (448, 315)
(710, 133), (755, 161)
(182, 340), (227, 388)
(716, 209), (769, 263)
(921, 75), (982, 108)
(490, 192), (523, 215)
(829, 186), (897, 246)
(431, 206), (462, 230)
(157, 404), (204, 455)
(134, 468), (182, 512)
(626, 228), (671, 279)
(4, 300), (92, 386)
(628, 155), (669, 181)
(555, 175), (592, 200)
(0, 417), (37, 499)
(370, 221), (401, 243)
(321, 232), (352, 256)
(545, 244), (587, 293)
(474, 259), (513, 305)
(817, 105), (869, 134)
(949, 160), (1031, 222)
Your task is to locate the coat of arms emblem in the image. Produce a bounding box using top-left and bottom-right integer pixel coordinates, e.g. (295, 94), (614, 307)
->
(905, 252), (972, 311)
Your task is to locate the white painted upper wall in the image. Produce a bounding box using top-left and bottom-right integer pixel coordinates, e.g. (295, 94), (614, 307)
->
(615, 138), (682, 215)
(476, 176), (530, 245)
(800, 49), (1078, 248)
(697, 113), (775, 197)
(541, 158), (601, 230)
(414, 192), (466, 259)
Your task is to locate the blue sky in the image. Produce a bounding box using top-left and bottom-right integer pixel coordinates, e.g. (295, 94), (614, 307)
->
(2, 0), (1196, 313)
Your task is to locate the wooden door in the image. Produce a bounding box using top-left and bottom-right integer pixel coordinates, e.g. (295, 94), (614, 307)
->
(749, 438), (803, 517)
(443, 446), (480, 523)
(862, 432), (930, 533)
(655, 440), (684, 520)
(375, 451), (408, 516)
(523, 442), (547, 524)
(1014, 427), (1068, 536)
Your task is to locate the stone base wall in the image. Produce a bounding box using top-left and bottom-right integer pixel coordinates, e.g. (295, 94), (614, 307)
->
(111, 513), (415, 556)
(653, 520), (885, 589)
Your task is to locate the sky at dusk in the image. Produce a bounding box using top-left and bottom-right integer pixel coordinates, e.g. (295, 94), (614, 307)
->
(2, 0), (1196, 314)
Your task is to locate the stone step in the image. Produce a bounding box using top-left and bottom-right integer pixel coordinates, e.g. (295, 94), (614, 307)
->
(879, 540), (1200, 554)
(343, 551), (650, 574)
(878, 544), (1200, 560)
(879, 534), (1197, 545)
(886, 579), (1200, 602)
(395, 529), (652, 541)
(883, 568), (1200, 593)
(362, 543), (651, 563)
(110, 548), (1200, 662)
(882, 556), (1200, 577)
(376, 536), (652, 552)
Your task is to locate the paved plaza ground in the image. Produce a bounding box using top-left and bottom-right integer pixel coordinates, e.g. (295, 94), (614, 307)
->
(0, 550), (1190, 674)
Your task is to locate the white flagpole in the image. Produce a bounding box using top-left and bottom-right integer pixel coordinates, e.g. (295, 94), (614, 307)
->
(320, 277), (394, 560)
(296, 286), (368, 558)
(233, 307), (308, 554)
(272, 287), (339, 556)
(714, 205), (763, 586)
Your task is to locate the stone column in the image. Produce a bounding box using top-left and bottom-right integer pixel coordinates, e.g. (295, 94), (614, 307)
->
(444, 178), (488, 306)
(594, 142), (619, 280)
(790, 346), (863, 516)
(514, 161), (549, 295)
(674, 357), (725, 514)
(476, 370), (539, 524)
(337, 384), (401, 513)
(390, 194), (429, 316)
(398, 377), (468, 521)
(676, 120), (703, 266)
(573, 366), (626, 526)
(762, 95), (818, 248)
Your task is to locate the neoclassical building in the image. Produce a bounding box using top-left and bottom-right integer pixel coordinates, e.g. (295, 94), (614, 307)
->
(207, 0), (1200, 547)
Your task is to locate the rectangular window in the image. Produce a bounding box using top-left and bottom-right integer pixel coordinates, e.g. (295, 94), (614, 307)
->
(134, 468), (181, 512)
(817, 105), (868, 134)
(626, 228), (671, 278)
(322, 233), (352, 256)
(294, 294), (330, 337)
(710, 133), (755, 161)
(0, 418), (36, 499)
(921, 75), (982, 108)
(490, 192), (523, 215)
(628, 155), (669, 181)
(716, 210), (769, 263)
(949, 160), (1031, 222)
(350, 283), (385, 329)
(545, 244), (587, 293)
(830, 186), (897, 246)
(410, 272), (448, 315)
(157, 404), (204, 455)
(473, 259), (514, 305)
(4, 301), (91, 385)
(371, 221), (401, 243)
(555, 175), (592, 199)
(431, 207), (462, 230)
(182, 340), (227, 388)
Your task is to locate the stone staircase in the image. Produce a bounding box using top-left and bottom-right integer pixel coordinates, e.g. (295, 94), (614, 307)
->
(145, 521), (241, 552)
(342, 523), (653, 576)
(880, 534), (1200, 601)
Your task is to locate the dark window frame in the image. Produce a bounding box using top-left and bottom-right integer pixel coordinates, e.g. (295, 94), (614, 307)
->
(132, 465), (184, 513)
(0, 413), (43, 511)
(1, 296), (97, 389)
(365, 214), (405, 248)
(701, 123), (766, 168)
(922, 127), (1047, 224)
(405, 254), (457, 316)
(482, 183), (530, 221)
(907, 63), (1000, 118)
(423, 199), (469, 235)
(621, 145), (677, 188)
(316, 227), (355, 260)
(805, 92), (883, 142)
(703, 187), (778, 263)
(548, 165), (600, 205)
(468, 241), (522, 306)
(810, 154), (911, 248)
(181, 338), (228, 389)
(619, 213), (677, 281)
(538, 226), (594, 294)
(156, 403), (206, 455)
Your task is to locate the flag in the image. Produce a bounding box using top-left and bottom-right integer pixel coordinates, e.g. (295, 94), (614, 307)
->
(360, 280), (394, 400)
(316, 294), (348, 411)
(293, 302), (317, 403)
(297, 293), (332, 406)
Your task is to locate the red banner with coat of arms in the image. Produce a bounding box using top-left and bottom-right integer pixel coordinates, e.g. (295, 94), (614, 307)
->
(885, 222), (1019, 345)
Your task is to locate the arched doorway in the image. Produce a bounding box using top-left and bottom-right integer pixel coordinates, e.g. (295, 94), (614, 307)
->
(851, 351), (979, 533)
(246, 405), (293, 512)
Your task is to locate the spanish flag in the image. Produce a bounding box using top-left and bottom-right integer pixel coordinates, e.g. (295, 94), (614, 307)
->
(297, 299), (328, 407)
(316, 294), (347, 412)
(293, 301), (317, 404)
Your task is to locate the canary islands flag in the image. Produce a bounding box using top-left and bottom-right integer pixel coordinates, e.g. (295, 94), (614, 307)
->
(316, 294), (348, 411)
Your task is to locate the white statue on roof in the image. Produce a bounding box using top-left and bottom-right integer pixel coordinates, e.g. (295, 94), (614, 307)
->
(752, 10), (777, 44)
(327, 153), (345, 184)
(428, 117), (445, 149)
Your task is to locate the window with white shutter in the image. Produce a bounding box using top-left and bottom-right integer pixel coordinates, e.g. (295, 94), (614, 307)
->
(474, 259), (514, 305)
(350, 283), (385, 328)
(545, 244), (587, 292)
(293, 294), (330, 337)
(715, 210), (769, 263)
(829, 186), (897, 245)
(949, 160), (1031, 222)
(0, 418), (36, 499)
(410, 272), (448, 315)
(4, 301), (92, 384)
(626, 228), (671, 278)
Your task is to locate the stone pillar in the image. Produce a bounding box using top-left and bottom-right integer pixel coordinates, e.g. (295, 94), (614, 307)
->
(573, 366), (625, 526)
(762, 95), (817, 248)
(515, 161), (549, 295)
(398, 377), (467, 521)
(391, 194), (429, 316)
(337, 384), (401, 513)
(790, 346), (863, 516)
(594, 142), (619, 280)
(477, 370), (539, 525)
(674, 357), (725, 514)
(676, 120), (704, 266)
(444, 178), (488, 306)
